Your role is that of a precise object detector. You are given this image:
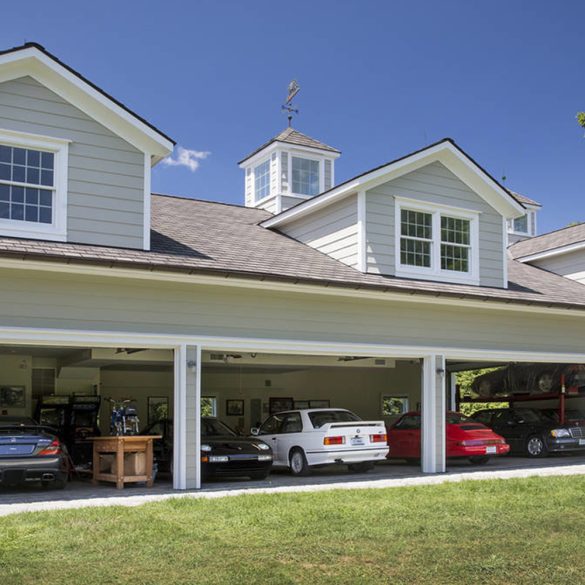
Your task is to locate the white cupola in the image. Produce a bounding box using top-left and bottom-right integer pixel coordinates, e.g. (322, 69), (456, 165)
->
(238, 127), (341, 214)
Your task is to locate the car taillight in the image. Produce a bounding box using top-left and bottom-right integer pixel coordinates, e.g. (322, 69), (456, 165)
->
(324, 436), (345, 445)
(370, 434), (387, 443)
(38, 439), (61, 456)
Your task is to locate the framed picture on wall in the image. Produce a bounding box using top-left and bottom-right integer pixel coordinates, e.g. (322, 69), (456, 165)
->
(226, 399), (244, 416)
(309, 400), (330, 409)
(147, 396), (169, 424)
(294, 400), (310, 409)
(0, 386), (25, 408)
(269, 397), (294, 415)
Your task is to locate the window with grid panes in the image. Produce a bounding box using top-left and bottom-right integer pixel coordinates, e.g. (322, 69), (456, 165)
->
(0, 145), (54, 224)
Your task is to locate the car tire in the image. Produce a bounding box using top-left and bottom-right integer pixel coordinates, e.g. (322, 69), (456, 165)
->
(526, 435), (548, 458)
(289, 448), (310, 476)
(348, 462), (374, 473)
(249, 470), (270, 480)
(468, 456), (490, 465)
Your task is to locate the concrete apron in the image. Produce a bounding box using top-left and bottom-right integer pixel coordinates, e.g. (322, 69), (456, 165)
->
(1, 463), (585, 517)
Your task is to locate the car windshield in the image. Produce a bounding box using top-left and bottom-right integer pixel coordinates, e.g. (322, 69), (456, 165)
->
(309, 410), (360, 429)
(202, 418), (236, 437)
(0, 417), (38, 429)
(446, 413), (472, 424)
(514, 409), (548, 423)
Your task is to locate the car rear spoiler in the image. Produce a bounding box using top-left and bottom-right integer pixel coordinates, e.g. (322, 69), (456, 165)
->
(325, 421), (385, 430)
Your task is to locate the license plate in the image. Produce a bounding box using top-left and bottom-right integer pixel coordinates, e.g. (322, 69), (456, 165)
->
(350, 437), (365, 446)
(0, 445), (35, 455)
(486, 446), (497, 454)
(579, 439), (585, 446)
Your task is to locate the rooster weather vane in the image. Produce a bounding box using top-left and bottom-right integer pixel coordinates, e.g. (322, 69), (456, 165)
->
(282, 80), (300, 127)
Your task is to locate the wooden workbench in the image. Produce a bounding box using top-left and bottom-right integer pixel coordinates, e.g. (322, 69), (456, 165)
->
(91, 435), (161, 489)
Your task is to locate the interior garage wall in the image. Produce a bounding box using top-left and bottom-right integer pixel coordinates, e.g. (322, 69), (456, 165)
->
(0, 354), (32, 417)
(202, 361), (420, 432)
(99, 369), (173, 434)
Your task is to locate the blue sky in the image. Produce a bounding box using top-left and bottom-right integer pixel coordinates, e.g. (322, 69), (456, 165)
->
(3, 1), (584, 233)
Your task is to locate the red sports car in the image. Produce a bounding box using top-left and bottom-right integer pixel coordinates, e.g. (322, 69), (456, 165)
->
(386, 411), (510, 464)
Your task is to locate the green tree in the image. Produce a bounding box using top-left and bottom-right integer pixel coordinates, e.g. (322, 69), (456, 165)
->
(456, 367), (508, 416)
(578, 112), (585, 129)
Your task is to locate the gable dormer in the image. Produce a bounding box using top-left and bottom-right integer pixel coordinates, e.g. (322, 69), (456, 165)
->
(238, 127), (340, 214)
(262, 139), (526, 289)
(0, 43), (173, 250)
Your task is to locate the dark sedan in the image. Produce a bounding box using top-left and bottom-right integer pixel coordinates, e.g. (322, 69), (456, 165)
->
(471, 408), (585, 457)
(0, 417), (69, 488)
(142, 417), (273, 480)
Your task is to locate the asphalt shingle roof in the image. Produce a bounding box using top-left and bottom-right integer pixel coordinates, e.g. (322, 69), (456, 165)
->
(238, 127), (340, 164)
(510, 222), (585, 260)
(509, 191), (542, 207)
(1, 194), (585, 311)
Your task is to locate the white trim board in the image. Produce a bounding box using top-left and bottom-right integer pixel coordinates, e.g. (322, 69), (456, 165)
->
(515, 240), (585, 264)
(0, 256), (583, 318)
(0, 324), (585, 364)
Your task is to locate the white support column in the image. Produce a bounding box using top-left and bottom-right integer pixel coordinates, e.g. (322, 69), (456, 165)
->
(173, 344), (201, 489)
(421, 354), (446, 474)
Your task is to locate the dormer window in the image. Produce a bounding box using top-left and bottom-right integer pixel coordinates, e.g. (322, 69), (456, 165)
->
(292, 156), (320, 196)
(396, 198), (479, 285)
(0, 130), (68, 241)
(254, 159), (271, 202)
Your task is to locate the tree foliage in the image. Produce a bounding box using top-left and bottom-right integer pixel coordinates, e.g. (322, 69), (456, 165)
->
(456, 367), (508, 416)
(578, 112), (585, 128)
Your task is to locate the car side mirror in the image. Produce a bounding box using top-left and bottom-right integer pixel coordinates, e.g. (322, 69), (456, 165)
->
(250, 427), (259, 436)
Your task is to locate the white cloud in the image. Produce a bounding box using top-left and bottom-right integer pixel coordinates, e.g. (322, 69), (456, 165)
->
(162, 146), (211, 172)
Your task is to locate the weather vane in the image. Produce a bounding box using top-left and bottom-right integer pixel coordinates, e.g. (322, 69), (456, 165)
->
(282, 80), (300, 127)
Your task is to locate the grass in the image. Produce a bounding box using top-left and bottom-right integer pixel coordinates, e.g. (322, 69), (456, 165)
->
(1, 476), (585, 585)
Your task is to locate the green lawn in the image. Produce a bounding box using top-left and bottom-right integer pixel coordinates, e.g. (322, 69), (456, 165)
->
(1, 476), (585, 585)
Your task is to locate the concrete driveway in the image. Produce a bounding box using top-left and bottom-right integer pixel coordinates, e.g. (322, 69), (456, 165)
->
(1, 454), (584, 516)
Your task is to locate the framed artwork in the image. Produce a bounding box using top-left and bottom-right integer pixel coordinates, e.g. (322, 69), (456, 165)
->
(147, 396), (169, 424)
(226, 399), (244, 416)
(269, 397), (294, 415)
(294, 400), (310, 409)
(0, 386), (25, 408)
(309, 400), (330, 408)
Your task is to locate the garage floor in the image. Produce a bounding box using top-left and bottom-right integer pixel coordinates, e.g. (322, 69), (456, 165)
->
(1, 454), (584, 508)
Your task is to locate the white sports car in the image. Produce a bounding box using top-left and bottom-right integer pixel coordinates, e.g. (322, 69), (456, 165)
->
(251, 408), (388, 475)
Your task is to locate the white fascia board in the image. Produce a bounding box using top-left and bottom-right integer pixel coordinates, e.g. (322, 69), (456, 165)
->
(262, 141), (525, 229)
(0, 48), (174, 159)
(516, 240), (585, 264)
(1, 256), (584, 319)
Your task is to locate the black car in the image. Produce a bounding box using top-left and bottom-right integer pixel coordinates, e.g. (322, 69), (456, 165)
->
(142, 417), (273, 480)
(0, 416), (69, 488)
(471, 408), (585, 458)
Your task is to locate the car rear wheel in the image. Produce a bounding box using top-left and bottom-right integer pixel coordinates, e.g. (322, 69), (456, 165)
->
(348, 462), (374, 473)
(526, 435), (547, 458)
(289, 448), (310, 476)
(249, 470), (270, 480)
(468, 456), (490, 465)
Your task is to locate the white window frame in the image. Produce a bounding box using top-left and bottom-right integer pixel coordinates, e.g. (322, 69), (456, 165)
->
(0, 128), (68, 241)
(508, 210), (535, 237)
(291, 154), (322, 197)
(253, 158), (271, 203)
(381, 395), (410, 416)
(395, 197), (480, 285)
